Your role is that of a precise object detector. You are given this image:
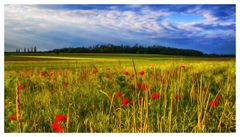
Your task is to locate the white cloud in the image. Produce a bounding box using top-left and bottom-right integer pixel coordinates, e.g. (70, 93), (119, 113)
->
(201, 11), (218, 24)
(5, 5), (171, 36)
(4, 5), (235, 53)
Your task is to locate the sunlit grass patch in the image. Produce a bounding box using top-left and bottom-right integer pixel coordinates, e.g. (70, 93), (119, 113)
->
(4, 54), (235, 132)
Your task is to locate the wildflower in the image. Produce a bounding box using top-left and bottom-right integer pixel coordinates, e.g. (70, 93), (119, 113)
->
(40, 71), (47, 77)
(139, 70), (145, 76)
(123, 71), (129, 76)
(51, 114), (67, 133)
(216, 95), (221, 100)
(51, 122), (59, 129)
(115, 91), (122, 98)
(122, 98), (129, 106)
(209, 99), (218, 107)
(92, 68), (98, 75)
(49, 71), (54, 77)
(152, 92), (160, 99)
(51, 122), (64, 133)
(64, 82), (69, 87)
(137, 83), (143, 89)
(8, 114), (16, 121)
(141, 84), (149, 91)
(55, 126), (64, 133)
(55, 114), (66, 123)
(17, 85), (24, 91)
(175, 95), (181, 101)
(137, 83), (149, 91)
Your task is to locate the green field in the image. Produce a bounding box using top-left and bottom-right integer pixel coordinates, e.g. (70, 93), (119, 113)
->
(4, 53), (236, 132)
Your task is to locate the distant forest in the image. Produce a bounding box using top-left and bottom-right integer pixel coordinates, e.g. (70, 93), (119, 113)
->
(48, 44), (234, 57)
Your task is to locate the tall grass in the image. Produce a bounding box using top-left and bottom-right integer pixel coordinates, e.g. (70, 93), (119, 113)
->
(4, 60), (235, 132)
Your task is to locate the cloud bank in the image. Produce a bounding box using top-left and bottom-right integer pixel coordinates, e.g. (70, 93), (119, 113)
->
(5, 5), (235, 54)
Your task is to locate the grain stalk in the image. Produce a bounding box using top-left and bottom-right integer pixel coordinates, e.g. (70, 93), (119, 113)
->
(132, 99), (136, 132)
(217, 101), (228, 132)
(132, 59), (137, 91)
(140, 97), (143, 132)
(118, 107), (122, 131)
(168, 94), (174, 132)
(132, 59), (137, 132)
(16, 81), (22, 132)
(66, 103), (71, 132)
(158, 114), (163, 132)
(143, 87), (149, 132)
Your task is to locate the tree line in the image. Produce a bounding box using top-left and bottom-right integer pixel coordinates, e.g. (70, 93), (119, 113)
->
(48, 44), (206, 56)
(16, 46), (37, 53)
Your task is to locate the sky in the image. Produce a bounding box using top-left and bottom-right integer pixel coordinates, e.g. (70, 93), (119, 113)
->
(4, 4), (236, 54)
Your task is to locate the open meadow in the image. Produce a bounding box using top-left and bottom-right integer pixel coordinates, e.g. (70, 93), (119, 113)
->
(4, 53), (236, 132)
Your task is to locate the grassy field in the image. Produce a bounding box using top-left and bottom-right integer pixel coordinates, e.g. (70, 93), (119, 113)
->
(4, 53), (236, 132)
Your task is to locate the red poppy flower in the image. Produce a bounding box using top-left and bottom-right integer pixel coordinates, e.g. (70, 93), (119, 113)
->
(64, 82), (69, 87)
(8, 114), (16, 121)
(17, 85), (24, 91)
(137, 83), (149, 91)
(209, 100), (218, 107)
(92, 68), (98, 75)
(51, 122), (59, 129)
(175, 95), (181, 101)
(152, 92), (160, 99)
(49, 71), (54, 77)
(141, 84), (149, 91)
(123, 71), (129, 76)
(216, 95), (221, 100)
(55, 126), (64, 133)
(55, 114), (66, 122)
(115, 91), (122, 98)
(40, 72), (47, 77)
(139, 70), (145, 76)
(137, 83), (142, 89)
(122, 98), (129, 106)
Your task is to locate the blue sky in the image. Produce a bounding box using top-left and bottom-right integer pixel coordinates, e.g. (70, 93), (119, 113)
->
(5, 5), (236, 54)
